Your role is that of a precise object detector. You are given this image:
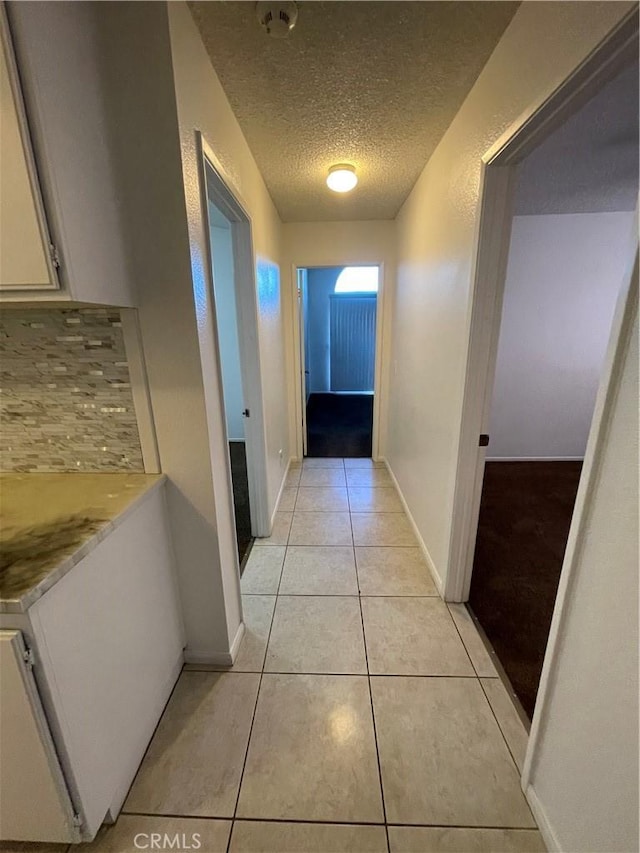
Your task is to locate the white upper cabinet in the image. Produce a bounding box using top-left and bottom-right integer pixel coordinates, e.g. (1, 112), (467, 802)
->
(0, 7), (59, 292)
(1, 3), (137, 306)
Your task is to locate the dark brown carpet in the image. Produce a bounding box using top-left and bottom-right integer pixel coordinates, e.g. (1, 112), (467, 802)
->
(468, 460), (582, 720)
(306, 393), (373, 458)
(229, 440), (253, 567)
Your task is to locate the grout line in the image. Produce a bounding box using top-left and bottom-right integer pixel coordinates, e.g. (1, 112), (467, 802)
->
(225, 537), (287, 853)
(249, 592), (433, 599)
(243, 592), (439, 598)
(350, 505), (391, 853)
(183, 669), (484, 678)
(476, 677), (532, 796)
(248, 545), (428, 554)
(444, 601), (478, 678)
(122, 811), (540, 831)
(447, 606), (535, 822)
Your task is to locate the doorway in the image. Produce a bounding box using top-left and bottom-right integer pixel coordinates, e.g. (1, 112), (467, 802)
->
(452, 46), (638, 720)
(207, 200), (252, 564)
(297, 265), (379, 458)
(199, 134), (271, 569)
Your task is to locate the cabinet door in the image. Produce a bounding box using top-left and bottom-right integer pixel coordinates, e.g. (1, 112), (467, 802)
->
(0, 630), (78, 842)
(0, 6), (59, 291)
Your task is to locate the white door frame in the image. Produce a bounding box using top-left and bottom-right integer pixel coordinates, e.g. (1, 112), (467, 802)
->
(291, 261), (386, 460)
(196, 131), (271, 538)
(446, 10), (638, 603)
(296, 268), (309, 457)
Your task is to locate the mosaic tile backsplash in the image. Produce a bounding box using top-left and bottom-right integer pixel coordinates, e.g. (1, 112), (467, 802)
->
(0, 309), (144, 472)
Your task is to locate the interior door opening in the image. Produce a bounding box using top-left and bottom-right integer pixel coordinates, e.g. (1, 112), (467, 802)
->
(206, 199), (253, 566)
(297, 265), (379, 458)
(467, 58), (639, 720)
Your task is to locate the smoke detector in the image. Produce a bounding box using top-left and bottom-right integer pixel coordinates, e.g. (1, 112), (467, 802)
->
(256, 1), (298, 38)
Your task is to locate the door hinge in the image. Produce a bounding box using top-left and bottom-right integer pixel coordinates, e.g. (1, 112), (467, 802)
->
(242, 408), (250, 418)
(73, 813), (83, 828)
(22, 646), (35, 670)
(479, 434), (490, 447)
(49, 243), (61, 269)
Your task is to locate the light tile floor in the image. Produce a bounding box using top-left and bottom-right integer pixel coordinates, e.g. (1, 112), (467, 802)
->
(21, 458), (544, 853)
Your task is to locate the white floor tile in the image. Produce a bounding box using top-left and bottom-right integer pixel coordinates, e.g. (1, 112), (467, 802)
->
(300, 468), (348, 488)
(361, 597), (474, 675)
(303, 458), (345, 468)
(289, 511), (353, 546)
(279, 546), (358, 595)
(77, 816), (231, 853)
(352, 512), (416, 546)
(237, 674), (384, 822)
(371, 676), (535, 827)
(356, 547), (438, 595)
(481, 677), (529, 772)
(265, 595), (366, 673)
(388, 826), (546, 852)
(348, 486), (403, 513)
(125, 672), (259, 817)
(296, 486), (349, 512)
(230, 821), (387, 852)
(448, 603), (498, 677)
(241, 546), (285, 594)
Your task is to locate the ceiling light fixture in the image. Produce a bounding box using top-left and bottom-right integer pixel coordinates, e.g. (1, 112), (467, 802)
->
(326, 164), (358, 193)
(256, 1), (298, 38)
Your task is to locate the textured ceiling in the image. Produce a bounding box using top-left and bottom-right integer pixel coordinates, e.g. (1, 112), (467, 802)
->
(189, 1), (520, 221)
(516, 60), (639, 215)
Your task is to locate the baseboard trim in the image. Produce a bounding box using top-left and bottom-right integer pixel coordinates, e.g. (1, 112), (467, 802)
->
(183, 622), (246, 667)
(381, 457), (444, 597)
(525, 783), (560, 852)
(271, 458), (292, 528)
(486, 456), (585, 462)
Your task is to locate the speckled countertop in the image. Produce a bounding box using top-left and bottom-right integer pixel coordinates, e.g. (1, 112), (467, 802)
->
(0, 473), (165, 613)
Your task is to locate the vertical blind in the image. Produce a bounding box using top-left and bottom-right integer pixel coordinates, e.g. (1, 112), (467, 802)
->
(329, 294), (377, 392)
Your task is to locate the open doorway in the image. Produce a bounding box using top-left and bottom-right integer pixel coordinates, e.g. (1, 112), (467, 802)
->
(297, 265), (379, 457)
(199, 135), (271, 570)
(464, 58), (638, 720)
(207, 200), (252, 564)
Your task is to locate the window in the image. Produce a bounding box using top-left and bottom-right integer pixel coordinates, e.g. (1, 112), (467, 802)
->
(334, 266), (379, 294)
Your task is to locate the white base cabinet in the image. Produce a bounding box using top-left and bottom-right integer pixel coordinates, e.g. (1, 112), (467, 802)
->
(0, 483), (185, 843)
(0, 630), (79, 843)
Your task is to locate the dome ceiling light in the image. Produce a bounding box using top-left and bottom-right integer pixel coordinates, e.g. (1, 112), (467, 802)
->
(326, 164), (358, 193)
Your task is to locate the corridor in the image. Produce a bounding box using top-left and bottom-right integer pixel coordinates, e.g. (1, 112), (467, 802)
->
(84, 459), (544, 853)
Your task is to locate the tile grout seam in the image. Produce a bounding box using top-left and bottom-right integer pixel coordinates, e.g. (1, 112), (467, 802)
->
(349, 498), (391, 853)
(225, 480), (295, 852)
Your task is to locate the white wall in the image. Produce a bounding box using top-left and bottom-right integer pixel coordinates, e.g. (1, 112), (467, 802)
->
(527, 283), (638, 853)
(386, 0), (635, 586)
(88, 1), (241, 661)
(209, 218), (245, 441)
(488, 212), (635, 459)
(281, 221), (396, 458)
(167, 2), (289, 520)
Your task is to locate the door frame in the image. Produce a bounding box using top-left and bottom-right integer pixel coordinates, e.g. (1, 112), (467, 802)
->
(444, 5), (639, 820)
(291, 261), (385, 460)
(196, 131), (271, 539)
(446, 9), (639, 604)
(296, 267), (309, 456)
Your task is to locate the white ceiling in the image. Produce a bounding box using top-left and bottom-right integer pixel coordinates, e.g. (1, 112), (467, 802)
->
(189, 1), (519, 222)
(515, 60), (639, 215)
